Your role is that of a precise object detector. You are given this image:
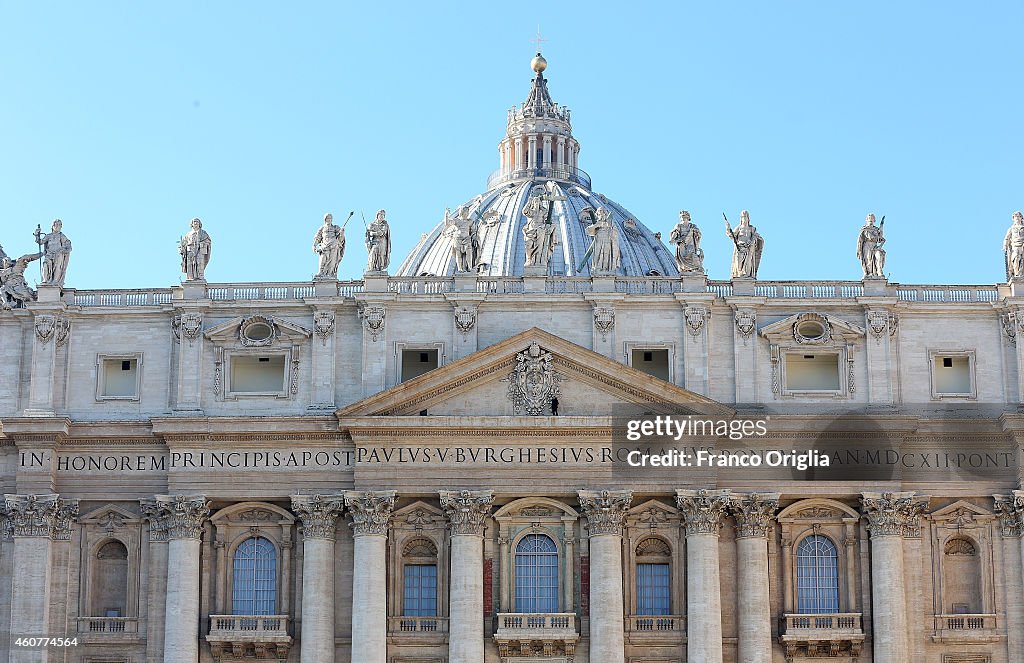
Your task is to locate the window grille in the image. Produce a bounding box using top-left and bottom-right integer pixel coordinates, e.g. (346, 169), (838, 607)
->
(636, 563), (671, 615)
(515, 534), (559, 613)
(403, 564), (438, 616)
(796, 535), (839, 613)
(232, 537), (276, 615)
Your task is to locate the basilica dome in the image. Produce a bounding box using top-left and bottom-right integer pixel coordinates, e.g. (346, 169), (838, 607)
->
(396, 55), (679, 278)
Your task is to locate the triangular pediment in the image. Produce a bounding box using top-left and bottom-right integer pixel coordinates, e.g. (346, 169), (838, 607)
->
(759, 312), (865, 345)
(338, 327), (732, 418)
(204, 315), (311, 345)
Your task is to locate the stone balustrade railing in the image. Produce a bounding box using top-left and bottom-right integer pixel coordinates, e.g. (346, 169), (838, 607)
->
(207, 614), (290, 637)
(77, 617), (139, 634)
(625, 614), (685, 632)
(495, 612), (578, 636)
(62, 277), (1005, 307)
(782, 612), (863, 634)
(934, 614), (997, 630)
(388, 615), (448, 633)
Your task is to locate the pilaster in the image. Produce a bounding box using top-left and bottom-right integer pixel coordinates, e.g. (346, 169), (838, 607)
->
(173, 309), (206, 411)
(863, 304), (898, 405)
(676, 295), (714, 395)
(727, 301), (762, 404)
(24, 307), (68, 416)
(309, 308), (337, 409)
(357, 302), (388, 397)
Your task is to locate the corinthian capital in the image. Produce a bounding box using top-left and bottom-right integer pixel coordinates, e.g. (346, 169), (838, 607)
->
(439, 489), (494, 536)
(862, 491), (928, 538)
(345, 490), (397, 537)
(143, 495), (210, 540)
(2, 493), (79, 540)
(578, 489), (633, 537)
(730, 492), (780, 538)
(290, 493), (346, 541)
(676, 488), (731, 536)
(994, 492), (1024, 538)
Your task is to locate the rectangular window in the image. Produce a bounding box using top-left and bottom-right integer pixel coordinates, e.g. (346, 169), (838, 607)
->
(933, 355), (972, 395)
(403, 564), (437, 616)
(230, 355), (286, 393)
(784, 353), (840, 391)
(97, 355), (142, 400)
(631, 349), (670, 382)
(636, 563), (671, 615)
(400, 349), (439, 383)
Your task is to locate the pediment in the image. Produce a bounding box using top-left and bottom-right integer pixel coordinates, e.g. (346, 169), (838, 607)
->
(494, 496), (580, 519)
(204, 314), (311, 346)
(79, 504), (140, 526)
(930, 500), (993, 521)
(393, 501), (446, 530)
(210, 501), (295, 525)
(627, 499), (680, 526)
(759, 312), (865, 345)
(338, 327), (732, 418)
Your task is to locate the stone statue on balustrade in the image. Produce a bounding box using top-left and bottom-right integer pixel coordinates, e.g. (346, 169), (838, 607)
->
(0, 252), (41, 310)
(522, 187), (557, 269)
(313, 212), (347, 280)
(585, 207), (621, 274)
(724, 210), (764, 279)
(444, 204), (480, 273)
(669, 210), (704, 273)
(1004, 211), (1024, 281)
(365, 209), (391, 273)
(36, 219), (72, 287)
(856, 213), (886, 279)
(179, 218), (212, 281)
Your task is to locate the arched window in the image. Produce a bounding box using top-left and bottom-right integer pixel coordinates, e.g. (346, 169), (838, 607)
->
(232, 537), (276, 615)
(943, 537), (982, 613)
(91, 540), (129, 617)
(402, 538), (438, 617)
(515, 534), (559, 613)
(635, 538), (671, 616)
(796, 535), (839, 613)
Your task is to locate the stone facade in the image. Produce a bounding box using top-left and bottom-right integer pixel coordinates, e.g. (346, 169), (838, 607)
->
(1, 53), (1023, 663)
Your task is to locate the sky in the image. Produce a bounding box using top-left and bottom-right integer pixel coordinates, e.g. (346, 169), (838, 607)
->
(0, 2), (1021, 289)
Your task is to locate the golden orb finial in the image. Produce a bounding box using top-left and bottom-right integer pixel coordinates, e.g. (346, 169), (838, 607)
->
(531, 52), (547, 73)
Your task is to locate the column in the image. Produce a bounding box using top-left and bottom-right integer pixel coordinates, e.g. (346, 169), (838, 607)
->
(578, 489), (633, 663)
(140, 499), (170, 663)
(861, 492), (927, 663)
(996, 493), (1024, 659)
(147, 495), (209, 663)
(543, 136), (552, 168)
(290, 493), (345, 663)
(527, 136), (537, 170)
(676, 489), (730, 663)
(730, 493), (779, 663)
(514, 138), (523, 171)
(440, 490), (494, 663)
(345, 491), (396, 663)
(556, 136), (565, 169)
(3, 494), (78, 663)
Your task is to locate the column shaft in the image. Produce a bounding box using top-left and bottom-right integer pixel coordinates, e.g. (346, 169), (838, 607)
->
(351, 534), (387, 663)
(163, 537), (201, 663)
(9, 537), (52, 663)
(735, 536), (771, 663)
(686, 533), (723, 663)
(589, 534), (626, 663)
(299, 538), (336, 662)
(869, 535), (907, 662)
(449, 534), (484, 663)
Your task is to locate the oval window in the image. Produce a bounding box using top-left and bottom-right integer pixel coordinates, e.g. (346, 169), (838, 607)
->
(796, 320), (826, 340)
(245, 323), (273, 341)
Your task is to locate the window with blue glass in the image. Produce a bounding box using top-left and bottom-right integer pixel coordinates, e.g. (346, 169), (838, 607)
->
(232, 537), (277, 615)
(636, 563), (671, 615)
(515, 533), (559, 613)
(796, 535), (840, 613)
(403, 564), (438, 616)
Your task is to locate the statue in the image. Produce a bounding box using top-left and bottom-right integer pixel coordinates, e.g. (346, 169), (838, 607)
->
(724, 210), (764, 279)
(856, 213), (886, 279)
(584, 207), (621, 273)
(365, 209), (391, 273)
(522, 188), (557, 268)
(669, 210), (704, 273)
(0, 253), (41, 310)
(1005, 211), (1024, 280)
(313, 212), (347, 279)
(36, 219), (72, 287)
(444, 205), (480, 273)
(179, 218), (212, 281)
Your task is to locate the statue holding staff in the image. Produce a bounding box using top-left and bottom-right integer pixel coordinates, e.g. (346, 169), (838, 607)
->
(724, 210), (764, 279)
(313, 212), (350, 279)
(365, 209), (391, 273)
(669, 210), (704, 273)
(856, 213), (886, 279)
(37, 219), (72, 287)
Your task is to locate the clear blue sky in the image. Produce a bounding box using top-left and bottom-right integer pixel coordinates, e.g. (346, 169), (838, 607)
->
(1, 2), (1021, 288)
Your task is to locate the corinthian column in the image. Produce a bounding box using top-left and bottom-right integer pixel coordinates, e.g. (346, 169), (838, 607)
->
(995, 493), (1024, 660)
(730, 493), (779, 663)
(676, 489), (730, 663)
(3, 494), (78, 663)
(440, 490), (494, 663)
(345, 491), (396, 663)
(149, 495), (209, 663)
(578, 489), (633, 663)
(861, 492), (927, 663)
(290, 493), (345, 663)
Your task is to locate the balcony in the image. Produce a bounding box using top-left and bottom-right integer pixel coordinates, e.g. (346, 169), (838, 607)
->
(625, 614), (685, 646)
(932, 614), (1001, 644)
(780, 613), (864, 659)
(206, 615), (291, 661)
(486, 165), (592, 190)
(494, 613), (579, 659)
(76, 617), (140, 643)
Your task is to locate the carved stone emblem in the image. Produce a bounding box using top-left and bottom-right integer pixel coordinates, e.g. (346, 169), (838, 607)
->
(1002, 312), (1018, 346)
(454, 306), (477, 334)
(179, 312), (203, 344)
(55, 316), (71, 347)
(734, 310), (756, 340)
(593, 307), (615, 339)
(313, 311), (335, 344)
(505, 342), (561, 415)
(867, 310), (898, 342)
(34, 314), (57, 343)
(685, 306), (710, 337)
(359, 305), (386, 341)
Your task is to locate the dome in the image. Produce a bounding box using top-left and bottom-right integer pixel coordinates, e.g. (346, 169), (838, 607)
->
(397, 53), (679, 278)
(397, 179), (679, 277)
